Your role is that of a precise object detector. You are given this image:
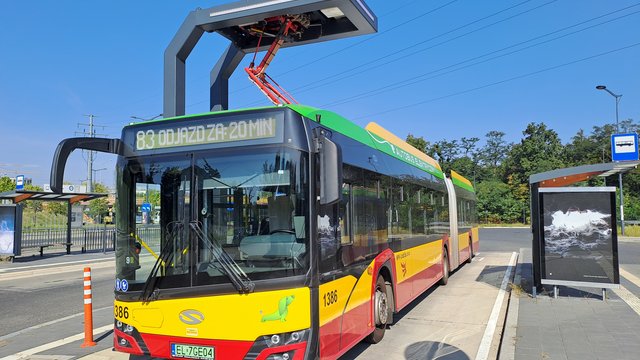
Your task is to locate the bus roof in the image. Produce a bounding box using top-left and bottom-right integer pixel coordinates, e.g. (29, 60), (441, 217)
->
(450, 170), (475, 193)
(124, 104), (445, 179)
(288, 105), (444, 179)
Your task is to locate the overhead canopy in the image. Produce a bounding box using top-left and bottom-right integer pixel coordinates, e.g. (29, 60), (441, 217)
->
(165, 0), (378, 116)
(0, 190), (107, 204)
(529, 161), (640, 187)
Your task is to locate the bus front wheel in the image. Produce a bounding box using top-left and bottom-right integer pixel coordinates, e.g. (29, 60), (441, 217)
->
(365, 275), (388, 344)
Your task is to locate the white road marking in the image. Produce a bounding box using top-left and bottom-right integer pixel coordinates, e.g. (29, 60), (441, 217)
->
(477, 257), (485, 262)
(620, 268), (640, 288)
(0, 325), (112, 360)
(474, 251), (518, 360)
(614, 268), (640, 316)
(0, 258), (114, 273)
(0, 306), (112, 342)
(0, 262), (114, 282)
(613, 285), (640, 317)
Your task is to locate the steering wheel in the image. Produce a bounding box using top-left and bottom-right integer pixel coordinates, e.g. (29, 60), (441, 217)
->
(269, 229), (295, 235)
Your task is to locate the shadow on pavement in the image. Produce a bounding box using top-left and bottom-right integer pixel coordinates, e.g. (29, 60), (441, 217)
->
(404, 341), (469, 360)
(518, 260), (605, 300)
(474, 265), (508, 289)
(341, 340), (468, 360)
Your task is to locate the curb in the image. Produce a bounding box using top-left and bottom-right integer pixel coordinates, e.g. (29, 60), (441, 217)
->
(618, 236), (640, 243)
(497, 248), (524, 360)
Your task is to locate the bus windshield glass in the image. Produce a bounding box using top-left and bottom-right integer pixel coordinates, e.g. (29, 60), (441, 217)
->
(115, 147), (309, 294)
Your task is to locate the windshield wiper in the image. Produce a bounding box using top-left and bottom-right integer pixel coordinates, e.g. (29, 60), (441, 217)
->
(189, 221), (255, 293)
(140, 223), (182, 302)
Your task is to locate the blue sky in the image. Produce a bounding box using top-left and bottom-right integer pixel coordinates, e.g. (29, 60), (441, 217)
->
(1, 0), (639, 188)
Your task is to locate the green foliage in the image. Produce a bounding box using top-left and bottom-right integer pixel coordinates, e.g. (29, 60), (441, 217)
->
(0, 177), (15, 192)
(476, 181), (522, 223)
(477, 130), (509, 181)
(87, 182), (111, 222)
(46, 201), (68, 216)
(406, 134), (430, 154)
(503, 123), (565, 185)
(405, 118), (640, 224)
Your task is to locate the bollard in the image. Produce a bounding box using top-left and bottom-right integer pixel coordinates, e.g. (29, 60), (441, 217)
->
(81, 267), (97, 347)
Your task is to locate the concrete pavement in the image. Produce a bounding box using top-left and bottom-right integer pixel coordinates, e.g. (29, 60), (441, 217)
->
(3, 230), (639, 359)
(342, 251), (517, 360)
(0, 249), (519, 359)
(500, 247), (640, 360)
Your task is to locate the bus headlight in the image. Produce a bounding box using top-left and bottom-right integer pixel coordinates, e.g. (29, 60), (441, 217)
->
(114, 320), (135, 334)
(270, 334), (281, 346)
(246, 328), (309, 359)
(262, 329), (308, 347)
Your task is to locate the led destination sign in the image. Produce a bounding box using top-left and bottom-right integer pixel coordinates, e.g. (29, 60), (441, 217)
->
(134, 116), (278, 151)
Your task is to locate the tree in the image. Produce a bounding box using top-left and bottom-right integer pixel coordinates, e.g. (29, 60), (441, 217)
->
(449, 157), (476, 181)
(0, 177), (14, 192)
(478, 131), (509, 180)
(406, 134), (430, 155)
(87, 183), (111, 222)
(476, 180), (521, 223)
(46, 202), (67, 216)
(460, 137), (480, 157)
(503, 122), (565, 186)
(564, 129), (601, 166)
(431, 139), (459, 173)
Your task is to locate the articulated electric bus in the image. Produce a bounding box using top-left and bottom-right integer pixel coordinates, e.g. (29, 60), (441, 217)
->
(50, 104), (478, 360)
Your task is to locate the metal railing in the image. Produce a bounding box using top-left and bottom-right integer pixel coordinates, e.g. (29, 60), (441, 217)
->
(21, 226), (115, 253)
(20, 225), (161, 254)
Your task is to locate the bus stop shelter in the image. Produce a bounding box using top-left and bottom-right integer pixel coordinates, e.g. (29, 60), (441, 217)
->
(0, 190), (107, 255)
(529, 161), (640, 290)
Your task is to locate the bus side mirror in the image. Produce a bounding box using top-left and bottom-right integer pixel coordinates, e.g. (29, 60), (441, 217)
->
(50, 137), (131, 193)
(315, 130), (342, 205)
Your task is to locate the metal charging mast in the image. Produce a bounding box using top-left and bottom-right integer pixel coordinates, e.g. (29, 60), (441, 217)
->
(162, 0), (378, 117)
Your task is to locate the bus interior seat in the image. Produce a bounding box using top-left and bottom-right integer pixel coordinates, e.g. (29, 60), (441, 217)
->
(268, 195), (292, 232)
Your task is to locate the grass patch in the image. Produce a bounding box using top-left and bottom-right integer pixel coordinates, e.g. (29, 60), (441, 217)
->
(621, 225), (640, 237)
(479, 223), (529, 228)
(509, 282), (525, 297)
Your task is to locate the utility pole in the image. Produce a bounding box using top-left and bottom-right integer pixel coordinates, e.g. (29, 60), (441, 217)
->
(86, 115), (94, 193)
(77, 115), (106, 193)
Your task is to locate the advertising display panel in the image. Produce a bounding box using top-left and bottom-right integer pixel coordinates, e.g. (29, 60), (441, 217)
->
(539, 187), (619, 288)
(0, 205), (22, 256)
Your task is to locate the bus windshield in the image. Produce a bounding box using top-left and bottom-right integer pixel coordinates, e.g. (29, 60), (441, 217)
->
(115, 147), (310, 294)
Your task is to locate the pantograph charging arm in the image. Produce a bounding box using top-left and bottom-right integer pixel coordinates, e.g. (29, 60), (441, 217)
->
(245, 16), (302, 105)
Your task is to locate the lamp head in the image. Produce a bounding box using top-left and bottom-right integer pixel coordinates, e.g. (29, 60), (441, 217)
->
(596, 85), (607, 90)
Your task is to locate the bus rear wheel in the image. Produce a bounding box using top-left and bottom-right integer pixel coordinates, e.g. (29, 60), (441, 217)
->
(365, 275), (388, 344)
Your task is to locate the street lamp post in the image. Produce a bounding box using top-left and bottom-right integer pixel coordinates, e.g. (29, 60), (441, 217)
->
(596, 85), (625, 235)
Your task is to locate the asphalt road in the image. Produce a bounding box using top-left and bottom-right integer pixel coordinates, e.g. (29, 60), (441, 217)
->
(0, 256), (116, 337)
(1, 228), (639, 358)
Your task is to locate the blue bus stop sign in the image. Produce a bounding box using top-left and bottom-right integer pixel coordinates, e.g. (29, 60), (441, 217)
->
(611, 133), (639, 162)
(15, 175), (24, 190)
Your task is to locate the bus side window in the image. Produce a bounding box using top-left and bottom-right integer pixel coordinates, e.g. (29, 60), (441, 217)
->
(339, 184), (352, 245)
(319, 201), (340, 273)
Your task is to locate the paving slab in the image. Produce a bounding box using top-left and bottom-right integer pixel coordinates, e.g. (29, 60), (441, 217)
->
(501, 247), (640, 360)
(343, 251), (516, 360)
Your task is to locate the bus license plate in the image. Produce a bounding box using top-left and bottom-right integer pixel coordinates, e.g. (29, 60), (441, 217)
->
(171, 343), (215, 360)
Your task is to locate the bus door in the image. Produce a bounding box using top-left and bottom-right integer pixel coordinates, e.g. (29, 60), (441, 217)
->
(444, 177), (459, 267)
